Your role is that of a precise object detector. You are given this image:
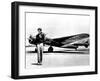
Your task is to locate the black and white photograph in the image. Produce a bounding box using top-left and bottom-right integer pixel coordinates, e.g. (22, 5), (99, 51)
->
(11, 1), (97, 79)
(25, 11), (90, 69)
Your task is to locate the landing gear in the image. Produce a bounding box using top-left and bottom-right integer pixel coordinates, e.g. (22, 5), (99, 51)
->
(48, 46), (53, 52)
(84, 45), (88, 48)
(75, 46), (78, 51)
(75, 48), (77, 51)
(35, 48), (37, 52)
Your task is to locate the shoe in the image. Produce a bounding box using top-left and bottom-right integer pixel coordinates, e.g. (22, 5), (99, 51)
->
(37, 62), (42, 65)
(39, 63), (42, 65)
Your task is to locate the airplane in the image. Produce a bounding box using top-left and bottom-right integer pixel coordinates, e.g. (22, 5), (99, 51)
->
(28, 33), (89, 52)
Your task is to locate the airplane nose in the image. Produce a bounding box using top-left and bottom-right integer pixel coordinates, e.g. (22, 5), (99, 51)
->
(28, 35), (35, 44)
(29, 38), (32, 44)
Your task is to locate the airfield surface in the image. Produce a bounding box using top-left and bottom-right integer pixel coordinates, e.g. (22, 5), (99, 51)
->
(25, 46), (89, 69)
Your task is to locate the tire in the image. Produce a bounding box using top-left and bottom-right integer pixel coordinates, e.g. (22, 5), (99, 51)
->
(35, 48), (37, 52)
(85, 45), (88, 48)
(48, 46), (53, 52)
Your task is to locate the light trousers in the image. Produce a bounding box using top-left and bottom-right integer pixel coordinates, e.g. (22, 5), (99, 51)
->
(37, 43), (43, 63)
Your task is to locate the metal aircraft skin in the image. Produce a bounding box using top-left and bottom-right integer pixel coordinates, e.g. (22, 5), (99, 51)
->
(28, 33), (89, 51)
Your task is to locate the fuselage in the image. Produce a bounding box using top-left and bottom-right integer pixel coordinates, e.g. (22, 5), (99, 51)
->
(28, 33), (89, 49)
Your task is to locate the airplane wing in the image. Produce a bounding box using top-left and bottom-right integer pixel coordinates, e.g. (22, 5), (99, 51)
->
(48, 33), (89, 49)
(44, 34), (76, 46)
(51, 33), (89, 45)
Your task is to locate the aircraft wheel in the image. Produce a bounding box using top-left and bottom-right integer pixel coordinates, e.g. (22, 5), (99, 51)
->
(48, 46), (53, 52)
(35, 48), (37, 52)
(85, 45), (88, 48)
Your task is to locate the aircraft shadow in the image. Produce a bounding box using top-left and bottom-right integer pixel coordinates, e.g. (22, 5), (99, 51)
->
(27, 50), (89, 54)
(63, 49), (89, 51)
(31, 63), (42, 65)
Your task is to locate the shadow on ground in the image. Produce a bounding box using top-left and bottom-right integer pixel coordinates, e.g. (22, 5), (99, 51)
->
(26, 50), (89, 54)
(31, 63), (42, 65)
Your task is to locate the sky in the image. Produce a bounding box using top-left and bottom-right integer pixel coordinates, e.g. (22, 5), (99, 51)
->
(26, 12), (90, 45)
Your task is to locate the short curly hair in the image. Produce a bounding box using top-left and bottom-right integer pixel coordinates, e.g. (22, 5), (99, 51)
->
(37, 28), (42, 31)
